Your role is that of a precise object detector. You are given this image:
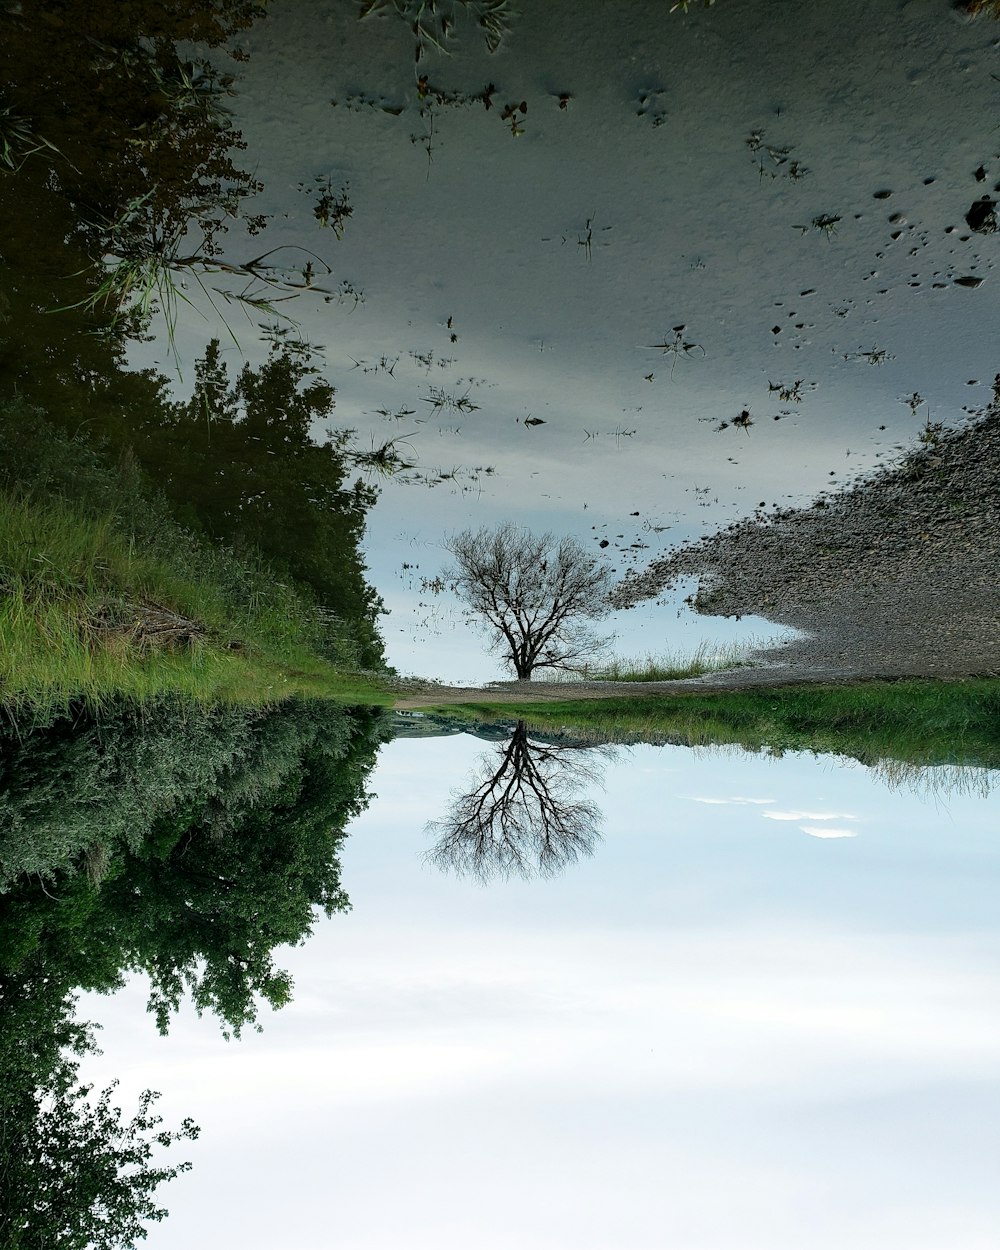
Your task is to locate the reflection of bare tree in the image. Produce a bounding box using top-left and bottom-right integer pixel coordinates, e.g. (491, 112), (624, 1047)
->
(425, 722), (608, 882)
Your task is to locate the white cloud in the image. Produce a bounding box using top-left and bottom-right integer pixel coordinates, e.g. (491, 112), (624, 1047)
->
(690, 796), (776, 806)
(800, 825), (858, 839)
(763, 810), (858, 822)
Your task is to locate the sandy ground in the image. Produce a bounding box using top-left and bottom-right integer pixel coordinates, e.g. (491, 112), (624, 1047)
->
(391, 667), (854, 709)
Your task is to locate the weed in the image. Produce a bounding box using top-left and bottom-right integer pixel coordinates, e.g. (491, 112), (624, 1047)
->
(844, 346), (893, 366)
(794, 213), (841, 238)
(421, 386), (479, 415)
(499, 99), (528, 137)
(359, 0), (512, 60)
(573, 640), (756, 682)
(901, 391), (925, 416)
(769, 379), (807, 403)
(349, 434), (419, 476)
(0, 102), (75, 173)
(305, 177), (353, 237)
(375, 405), (418, 421)
(746, 129), (806, 182)
(648, 325), (706, 378)
(56, 184), (338, 356)
(731, 408), (754, 434)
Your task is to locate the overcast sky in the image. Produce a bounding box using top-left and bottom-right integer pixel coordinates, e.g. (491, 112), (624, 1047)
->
(81, 734), (1000, 1250)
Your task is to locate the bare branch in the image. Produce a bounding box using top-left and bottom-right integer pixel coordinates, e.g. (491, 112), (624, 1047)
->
(444, 523), (615, 678)
(425, 722), (607, 882)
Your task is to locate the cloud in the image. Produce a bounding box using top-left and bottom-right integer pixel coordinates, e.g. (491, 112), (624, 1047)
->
(762, 810), (857, 822)
(800, 825), (858, 839)
(690, 796), (775, 806)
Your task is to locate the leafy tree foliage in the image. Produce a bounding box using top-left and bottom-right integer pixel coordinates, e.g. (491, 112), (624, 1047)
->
(445, 523), (616, 678)
(0, 692), (387, 1242)
(0, 2), (386, 669)
(0, 697), (387, 1036)
(0, 0), (266, 287)
(0, 969), (198, 1250)
(1, 1073), (198, 1250)
(133, 340), (386, 666)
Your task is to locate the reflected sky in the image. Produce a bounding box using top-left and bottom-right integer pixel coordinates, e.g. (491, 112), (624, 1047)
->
(81, 735), (1000, 1249)
(133, 0), (1000, 680)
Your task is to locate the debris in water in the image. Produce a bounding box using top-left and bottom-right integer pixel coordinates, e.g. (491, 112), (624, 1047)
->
(965, 197), (997, 233)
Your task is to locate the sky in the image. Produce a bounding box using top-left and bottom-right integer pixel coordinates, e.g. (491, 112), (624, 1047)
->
(80, 734), (1000, 1250)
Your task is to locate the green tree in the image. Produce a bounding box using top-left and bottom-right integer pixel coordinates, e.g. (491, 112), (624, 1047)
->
(0, 971), (198, 1250)
(138, 339), (385, 666)
(0, 698), (386, 1036)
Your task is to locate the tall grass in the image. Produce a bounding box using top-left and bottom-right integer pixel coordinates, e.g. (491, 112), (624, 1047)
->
(0, 395), (394, 711)
(576, 639), (758, 682)
(0, 466), (389, 715)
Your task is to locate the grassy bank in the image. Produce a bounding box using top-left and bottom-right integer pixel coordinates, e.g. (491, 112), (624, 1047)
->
(0, 402), (390, 714)
(421, 679), (1000, 770)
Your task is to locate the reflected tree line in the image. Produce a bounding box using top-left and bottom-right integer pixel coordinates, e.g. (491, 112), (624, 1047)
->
(0, 698), (386, 1245)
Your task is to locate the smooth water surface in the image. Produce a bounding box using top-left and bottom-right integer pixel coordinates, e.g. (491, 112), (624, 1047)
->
(138, 0), (1000, 679)
(3, 1), (1000, 1246)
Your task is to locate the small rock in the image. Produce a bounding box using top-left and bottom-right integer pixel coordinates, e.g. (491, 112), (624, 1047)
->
(954, 275), (985, 287)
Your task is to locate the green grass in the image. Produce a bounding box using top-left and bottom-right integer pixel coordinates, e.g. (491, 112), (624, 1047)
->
(574, 639), (757, 683)
(0, 489), (390, 716)
(420, 679), (1000, 772)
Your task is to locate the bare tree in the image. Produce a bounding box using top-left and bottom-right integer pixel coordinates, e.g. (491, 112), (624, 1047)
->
(444, 523), (615, 679)
(425, 722), (606, 882)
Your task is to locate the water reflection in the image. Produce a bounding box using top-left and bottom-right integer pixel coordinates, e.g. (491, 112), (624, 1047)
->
(0, 698), (385, 1033)
(425, 720), (609, 881)
(3, 0), (1000, 1244)
(0, 695), (386, 1239)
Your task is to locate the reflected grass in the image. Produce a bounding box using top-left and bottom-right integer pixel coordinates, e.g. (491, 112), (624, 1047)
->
(422, 679), (1000, 771)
